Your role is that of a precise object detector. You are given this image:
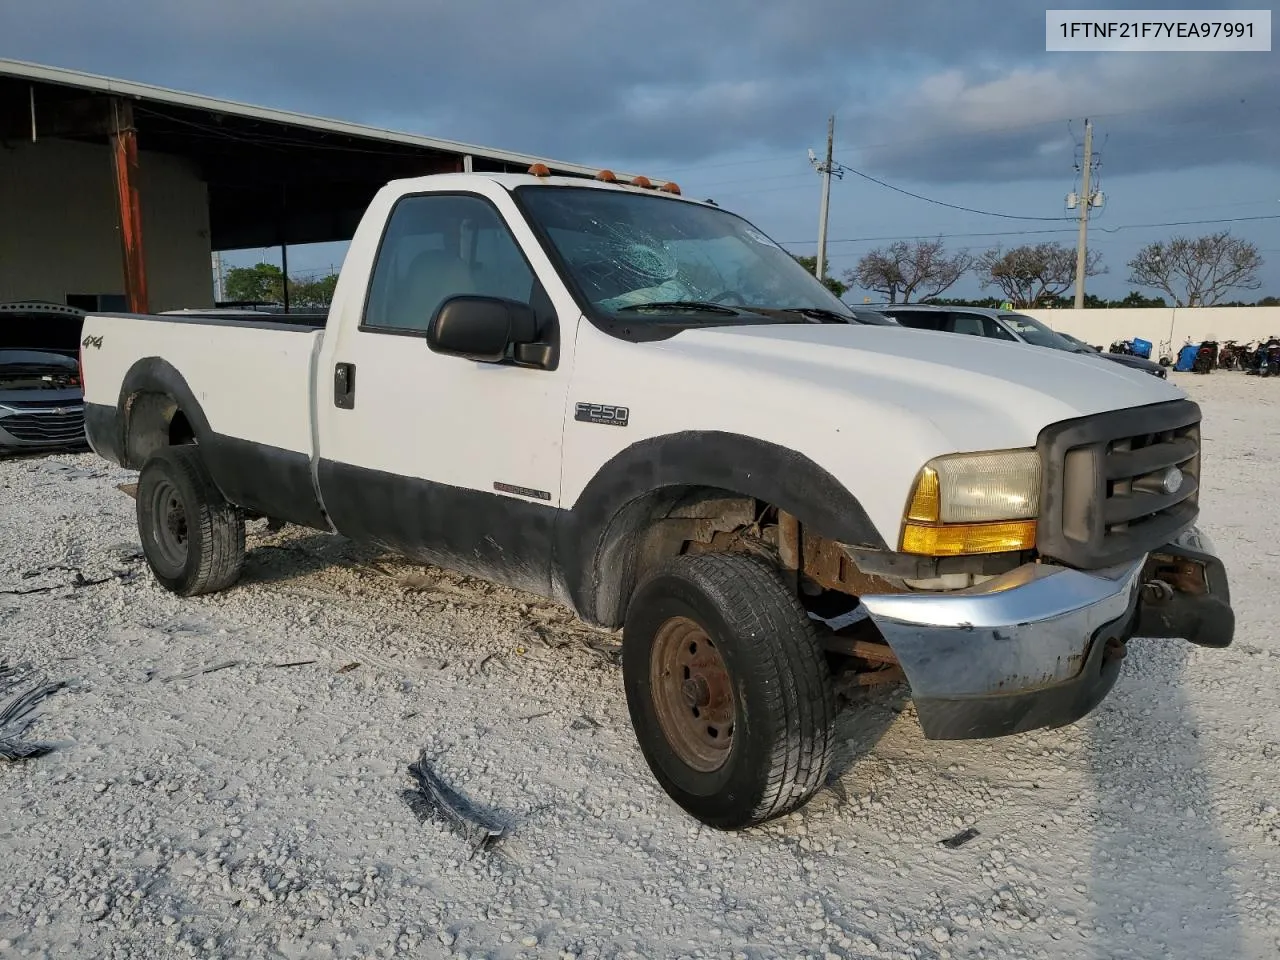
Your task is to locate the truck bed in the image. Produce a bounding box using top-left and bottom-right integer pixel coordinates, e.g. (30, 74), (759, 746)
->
(80, 311), (327, 528)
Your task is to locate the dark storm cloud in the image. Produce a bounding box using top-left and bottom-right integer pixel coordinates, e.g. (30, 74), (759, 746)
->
(2, 0), (1276, 181)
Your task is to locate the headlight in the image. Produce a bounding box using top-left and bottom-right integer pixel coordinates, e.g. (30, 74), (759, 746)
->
(901, 449), (1041, 556)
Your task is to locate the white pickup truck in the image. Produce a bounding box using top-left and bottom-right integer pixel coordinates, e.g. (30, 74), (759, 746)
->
(78, 168), (1234, 830)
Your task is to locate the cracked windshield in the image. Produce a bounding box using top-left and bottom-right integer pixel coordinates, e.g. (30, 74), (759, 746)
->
(517, 186), (852, 318)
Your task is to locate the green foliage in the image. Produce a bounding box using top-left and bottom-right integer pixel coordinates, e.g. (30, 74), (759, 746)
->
(792, 255), (849, 298)
(223, 262), (338, 308)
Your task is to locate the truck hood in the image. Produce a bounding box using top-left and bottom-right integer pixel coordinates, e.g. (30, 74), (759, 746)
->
(655, 321), (1185, 449)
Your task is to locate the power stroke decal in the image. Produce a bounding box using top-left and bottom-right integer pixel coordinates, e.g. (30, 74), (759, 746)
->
(574, 402), (629, 427)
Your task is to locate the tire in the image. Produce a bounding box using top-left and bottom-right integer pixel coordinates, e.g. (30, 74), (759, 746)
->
(622, 553), (835, 830)
(136, 445), (245, 596)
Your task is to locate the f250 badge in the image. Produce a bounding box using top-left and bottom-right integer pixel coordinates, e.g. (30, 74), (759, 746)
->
(574, 402), (629, 427)
(81, 334), (104, 350)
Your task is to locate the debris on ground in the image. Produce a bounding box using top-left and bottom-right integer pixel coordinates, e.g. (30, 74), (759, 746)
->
(402, 751), (505, 858)
(161, 660), (240, 683)
(0, 661), (69, 761)
(940, 827), (981, 849)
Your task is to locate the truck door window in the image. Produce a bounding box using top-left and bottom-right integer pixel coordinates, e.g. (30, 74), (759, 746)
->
(363, 194), (536, 333)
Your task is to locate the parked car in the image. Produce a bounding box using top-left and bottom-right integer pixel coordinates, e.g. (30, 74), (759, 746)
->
(1058, 332), (1169, 379)
(871, 305), (1169, 379)
(0, 301), (88, 454)
(78, 169), (1232, 829)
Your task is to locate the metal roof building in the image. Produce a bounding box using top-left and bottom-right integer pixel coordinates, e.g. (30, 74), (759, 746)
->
(0, 59), (648, 313)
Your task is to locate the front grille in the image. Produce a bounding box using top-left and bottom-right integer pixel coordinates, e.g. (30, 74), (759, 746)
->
(1, 408), (86, 444)
(1037, 399), (1201, 568)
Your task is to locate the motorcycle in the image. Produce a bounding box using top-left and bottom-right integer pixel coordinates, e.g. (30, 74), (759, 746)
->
(1218, 340), (1245, 370)
(1193, 340), (1218, 374)
(1259, 338), (1280, 378)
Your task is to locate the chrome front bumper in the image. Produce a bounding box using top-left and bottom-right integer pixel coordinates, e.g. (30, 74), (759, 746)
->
(857, 526), (1232, 740)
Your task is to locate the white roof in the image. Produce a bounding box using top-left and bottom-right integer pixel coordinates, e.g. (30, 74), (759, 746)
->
(0, 58), (665, 184)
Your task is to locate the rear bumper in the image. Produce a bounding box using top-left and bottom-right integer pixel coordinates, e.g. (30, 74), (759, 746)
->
(859, 525), (1232, 740)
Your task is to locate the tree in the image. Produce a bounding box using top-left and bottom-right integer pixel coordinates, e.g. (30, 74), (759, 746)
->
(224, 262), (284, 304)
(1116, 290), (1167, 308)
(290, 274), (339, 307)
(792, 255), (848, 298)
(1127, 232), (1263, 307)
(976, 242), (1105, 308)
(846, 239), (972, 304)
(222, 263), (339, 308)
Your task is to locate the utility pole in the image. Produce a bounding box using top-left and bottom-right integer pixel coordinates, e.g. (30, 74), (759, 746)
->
(810, 115), (837, 282)
(1073, 119), (1093, 309)
(211, 251), (225, 303)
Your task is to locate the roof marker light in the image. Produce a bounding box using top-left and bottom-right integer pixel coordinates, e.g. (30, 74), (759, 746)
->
(528, 163), (551, 177)
(630, 175), (653, 189)
(596, 169), (618, 182)
(659, 182), (681, 195)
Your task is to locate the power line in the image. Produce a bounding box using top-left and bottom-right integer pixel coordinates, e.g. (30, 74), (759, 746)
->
(829, 161), (1076, 221)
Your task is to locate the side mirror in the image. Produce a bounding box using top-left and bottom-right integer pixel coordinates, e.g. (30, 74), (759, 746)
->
(426, 296), (539, 364)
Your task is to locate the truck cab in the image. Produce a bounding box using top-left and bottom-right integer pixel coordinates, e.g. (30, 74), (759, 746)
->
(78, 170), (1234, 830)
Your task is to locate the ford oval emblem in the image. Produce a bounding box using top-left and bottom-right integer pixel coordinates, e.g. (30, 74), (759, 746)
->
(1160, 466), (1183, 495)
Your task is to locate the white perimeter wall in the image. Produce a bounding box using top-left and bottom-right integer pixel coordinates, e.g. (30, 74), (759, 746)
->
(0, 138), (213, 311)
(1023, 306), (1280, 354)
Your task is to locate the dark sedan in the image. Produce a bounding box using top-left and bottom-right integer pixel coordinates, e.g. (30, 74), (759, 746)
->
(0, 301), (89, 454)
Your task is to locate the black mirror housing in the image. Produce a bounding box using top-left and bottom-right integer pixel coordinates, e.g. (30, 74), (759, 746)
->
(427, 296), (539, 363)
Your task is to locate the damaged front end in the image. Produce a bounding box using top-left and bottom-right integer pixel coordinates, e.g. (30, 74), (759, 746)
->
(848, 524), (1233, 741)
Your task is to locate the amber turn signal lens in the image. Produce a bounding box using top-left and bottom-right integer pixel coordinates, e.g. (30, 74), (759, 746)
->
(905, 466), (941, 522)
(900, 520), (1038, 557)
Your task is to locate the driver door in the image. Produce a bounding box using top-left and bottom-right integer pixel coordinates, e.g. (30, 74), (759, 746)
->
(314, 188), (574, 596)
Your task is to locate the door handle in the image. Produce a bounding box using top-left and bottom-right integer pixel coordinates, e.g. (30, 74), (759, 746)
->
(334, 362), (356, 409)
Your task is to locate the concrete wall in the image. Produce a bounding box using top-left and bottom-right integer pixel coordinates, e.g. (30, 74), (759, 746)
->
(0, 138), (213, 311)
(1023, 306), (1280, 356)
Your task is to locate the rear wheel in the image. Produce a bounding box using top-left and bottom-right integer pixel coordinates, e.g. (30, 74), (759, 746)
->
(137, 446), (245, 596)
(623, 553), (835, 830)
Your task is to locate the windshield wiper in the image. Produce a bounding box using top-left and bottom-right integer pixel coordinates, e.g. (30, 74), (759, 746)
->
(616, 301), (742, 316)
(778, 307), (854, 324)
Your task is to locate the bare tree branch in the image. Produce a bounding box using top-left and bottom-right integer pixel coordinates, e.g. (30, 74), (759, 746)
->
(846, 240), (973, 303)
(1127, 232), (1263, 307)
(976, 242), (1105, 308)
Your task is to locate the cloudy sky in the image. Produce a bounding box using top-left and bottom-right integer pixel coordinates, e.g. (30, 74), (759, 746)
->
(3, 1), (1278, 301)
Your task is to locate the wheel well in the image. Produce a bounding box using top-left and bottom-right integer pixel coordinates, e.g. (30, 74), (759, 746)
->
(590, 486), (907, 629)
(591, 486), (777, 628)
(123, 391), (194, 467)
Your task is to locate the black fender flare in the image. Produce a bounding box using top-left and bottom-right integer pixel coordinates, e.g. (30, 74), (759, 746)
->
(115, 357), (215, 467)
(554, 430), (887, 626)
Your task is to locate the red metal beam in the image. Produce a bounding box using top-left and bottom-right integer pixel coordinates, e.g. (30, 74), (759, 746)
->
(110, 99), (149, 314)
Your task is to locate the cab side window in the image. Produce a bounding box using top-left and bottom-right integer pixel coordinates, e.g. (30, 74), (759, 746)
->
(887, 310), (947, 332)
(363, 194), (536, 332)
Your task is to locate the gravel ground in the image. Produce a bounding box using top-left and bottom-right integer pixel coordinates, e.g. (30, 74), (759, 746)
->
(1, 372), (1278, 960)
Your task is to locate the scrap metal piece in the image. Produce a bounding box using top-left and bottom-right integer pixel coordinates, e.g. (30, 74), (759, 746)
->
(940, 827), (980, 849)
(402, 751), (505, 858)
(0, 661), (68, 761)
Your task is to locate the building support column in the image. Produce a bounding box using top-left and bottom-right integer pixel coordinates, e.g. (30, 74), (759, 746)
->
(109, 99), (149, 314)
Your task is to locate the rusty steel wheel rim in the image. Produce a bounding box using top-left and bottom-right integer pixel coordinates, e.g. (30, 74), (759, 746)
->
(650, 616), (736, 773)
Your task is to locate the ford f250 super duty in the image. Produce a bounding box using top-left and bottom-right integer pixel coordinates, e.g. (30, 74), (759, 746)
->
(77, 168), (1235, 830)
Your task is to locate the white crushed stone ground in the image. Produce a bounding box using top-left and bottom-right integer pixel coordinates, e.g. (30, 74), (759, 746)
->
(1, 372), (1278, 960)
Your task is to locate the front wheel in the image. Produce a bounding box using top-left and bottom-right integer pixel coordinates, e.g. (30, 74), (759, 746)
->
(623, 553), (836, 830)
(137, 445), (245, 596)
